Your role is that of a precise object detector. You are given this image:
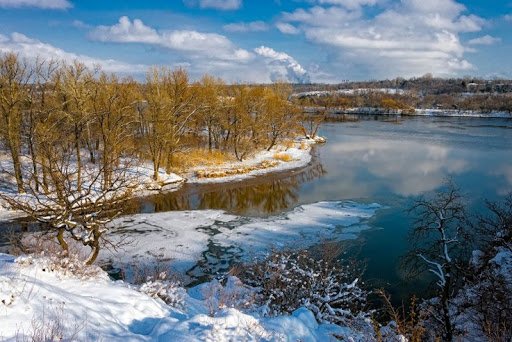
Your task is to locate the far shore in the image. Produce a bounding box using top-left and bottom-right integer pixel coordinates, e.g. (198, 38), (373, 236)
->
(304, 106), (512, 118)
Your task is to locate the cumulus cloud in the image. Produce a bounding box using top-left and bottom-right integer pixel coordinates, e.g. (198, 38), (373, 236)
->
(280, 0), (484, 78)
(0, 0), (71, 9)
(0, 32), (146, 73)
(468, 35), (501, 46)
(254, 46), (310, 83)
(275, 22), (300, 35)
(89, 16), (253, 62)
(223, 21), (268, 32)
(184, 0), (242, 10)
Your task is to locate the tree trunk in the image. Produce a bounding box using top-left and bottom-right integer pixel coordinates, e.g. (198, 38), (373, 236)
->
(442, 270), (453, 341)
(74, 125), (82, 192)
(56, 228), (69, 254)
(85, 242), (100, 265)
(152, 155), (160, 181)
(84, 230), (101, 265)
(9, 144), (24, 193)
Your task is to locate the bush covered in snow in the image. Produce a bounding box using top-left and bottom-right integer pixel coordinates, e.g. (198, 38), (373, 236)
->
(138, 271), (186, 309)
(448, 194), (512, 341)
(199, 276), (258, 316)
(238, 249), (370, 327)
(16, 252), (106, 280)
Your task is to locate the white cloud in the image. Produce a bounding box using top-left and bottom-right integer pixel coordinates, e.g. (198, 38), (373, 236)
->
(282, 6), (359, 26)
(89, 16), (252, 62)
(223, 21), (268, 32)
(317, 0), (378, 10)
(275, 22), (300, 35)
(468, 35), (501, 46)
(0, 32), (146, 73)
(71, 20), (91, 29)
(505, 14), (512, 22)
(0, 0), (71, 9)
(281, 0), (483, 78)
(90, 16), (161, 44)
(87, 16), (300, 83)
(254, 46), (310, 83)
(184, 0), (242, 10)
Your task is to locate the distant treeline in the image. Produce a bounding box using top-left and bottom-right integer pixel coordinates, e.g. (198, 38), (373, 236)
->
(291, 75), (512, 112)
(293, 75), (512, 95)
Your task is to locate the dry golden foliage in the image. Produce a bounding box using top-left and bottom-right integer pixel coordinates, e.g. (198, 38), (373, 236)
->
(376, 289), (426, 342)
(195, 160), (279, 179)
(170, 149), (233, 172)
(273, 153), (294, 162)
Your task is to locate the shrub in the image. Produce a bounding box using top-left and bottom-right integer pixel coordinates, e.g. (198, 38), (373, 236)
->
(201, 276), (257, 316)
(238, 249), (370, 326)
(138, 271), (185, 309)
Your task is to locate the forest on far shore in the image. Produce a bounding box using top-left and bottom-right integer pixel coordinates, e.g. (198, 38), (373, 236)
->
(291, 75), (512, 112)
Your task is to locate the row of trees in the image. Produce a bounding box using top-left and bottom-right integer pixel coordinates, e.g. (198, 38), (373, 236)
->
(0, 53), (301, 192)
(293, 75), (512, 96)
(0, 53), (305, 264)
(295, 90), (512, 113)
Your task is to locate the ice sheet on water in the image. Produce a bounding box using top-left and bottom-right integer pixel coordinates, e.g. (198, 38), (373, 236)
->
(212, 201), (381, 258)
(105, 201), (382, 274)
(104, 210), (238, 273)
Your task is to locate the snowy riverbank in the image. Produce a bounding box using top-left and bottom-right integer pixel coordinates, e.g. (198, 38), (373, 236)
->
(304, 106), (512, 118)
(0, 253), (376, 341)
(0, 137), (321, 223)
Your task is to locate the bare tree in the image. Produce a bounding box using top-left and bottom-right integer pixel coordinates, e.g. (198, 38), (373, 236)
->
(406, 183), (470, 341)
(0, 53), (33, 192)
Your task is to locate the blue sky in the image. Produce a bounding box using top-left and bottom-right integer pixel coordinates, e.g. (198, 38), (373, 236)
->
(0, 0), (511, 83)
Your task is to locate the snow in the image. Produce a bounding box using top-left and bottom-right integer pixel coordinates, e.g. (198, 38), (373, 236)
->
(105, 210), (238, 274)
(489, 247), (512, 284)
(185, 139), (315, 185)
(293, 88), (406, 98)
(414, 109), (512, 118)
(212, 201), (381, 259)
(304, 106), (512, 118)
(103, 201), (382, 276)
(0, 253), (357, 341)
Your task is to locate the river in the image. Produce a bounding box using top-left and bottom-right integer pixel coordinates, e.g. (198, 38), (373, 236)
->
(2, 115), (512, 302)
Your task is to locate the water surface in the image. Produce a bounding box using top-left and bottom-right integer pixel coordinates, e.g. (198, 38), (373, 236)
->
(140, 116), (512, 299)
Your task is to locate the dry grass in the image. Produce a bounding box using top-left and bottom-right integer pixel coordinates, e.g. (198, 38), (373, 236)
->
(299, 141), (309, 150)
(171, 149), (233, 172)
(283, 139), (296, 150)
(196, 160), (279, 179)
(273, 153), (294, 162)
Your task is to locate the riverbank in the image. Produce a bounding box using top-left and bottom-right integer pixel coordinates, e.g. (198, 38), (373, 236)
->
(304, 106), (512, 118)
(0, 137), (323, 222)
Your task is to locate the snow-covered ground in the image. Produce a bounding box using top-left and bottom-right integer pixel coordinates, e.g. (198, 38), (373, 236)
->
(413, 108), (512, 118)
(0, 253), (368, 341)
(293, 88), (406, 98)
(304, 106), (512, 118)
(185, 141), (315, 185)
(105, 201), (382, 277)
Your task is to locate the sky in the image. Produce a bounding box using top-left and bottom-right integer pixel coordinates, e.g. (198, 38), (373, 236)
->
(0, 0), (511, 83)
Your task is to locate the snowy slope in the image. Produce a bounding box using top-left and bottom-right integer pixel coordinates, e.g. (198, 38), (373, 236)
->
(0, 254), (360, 341)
